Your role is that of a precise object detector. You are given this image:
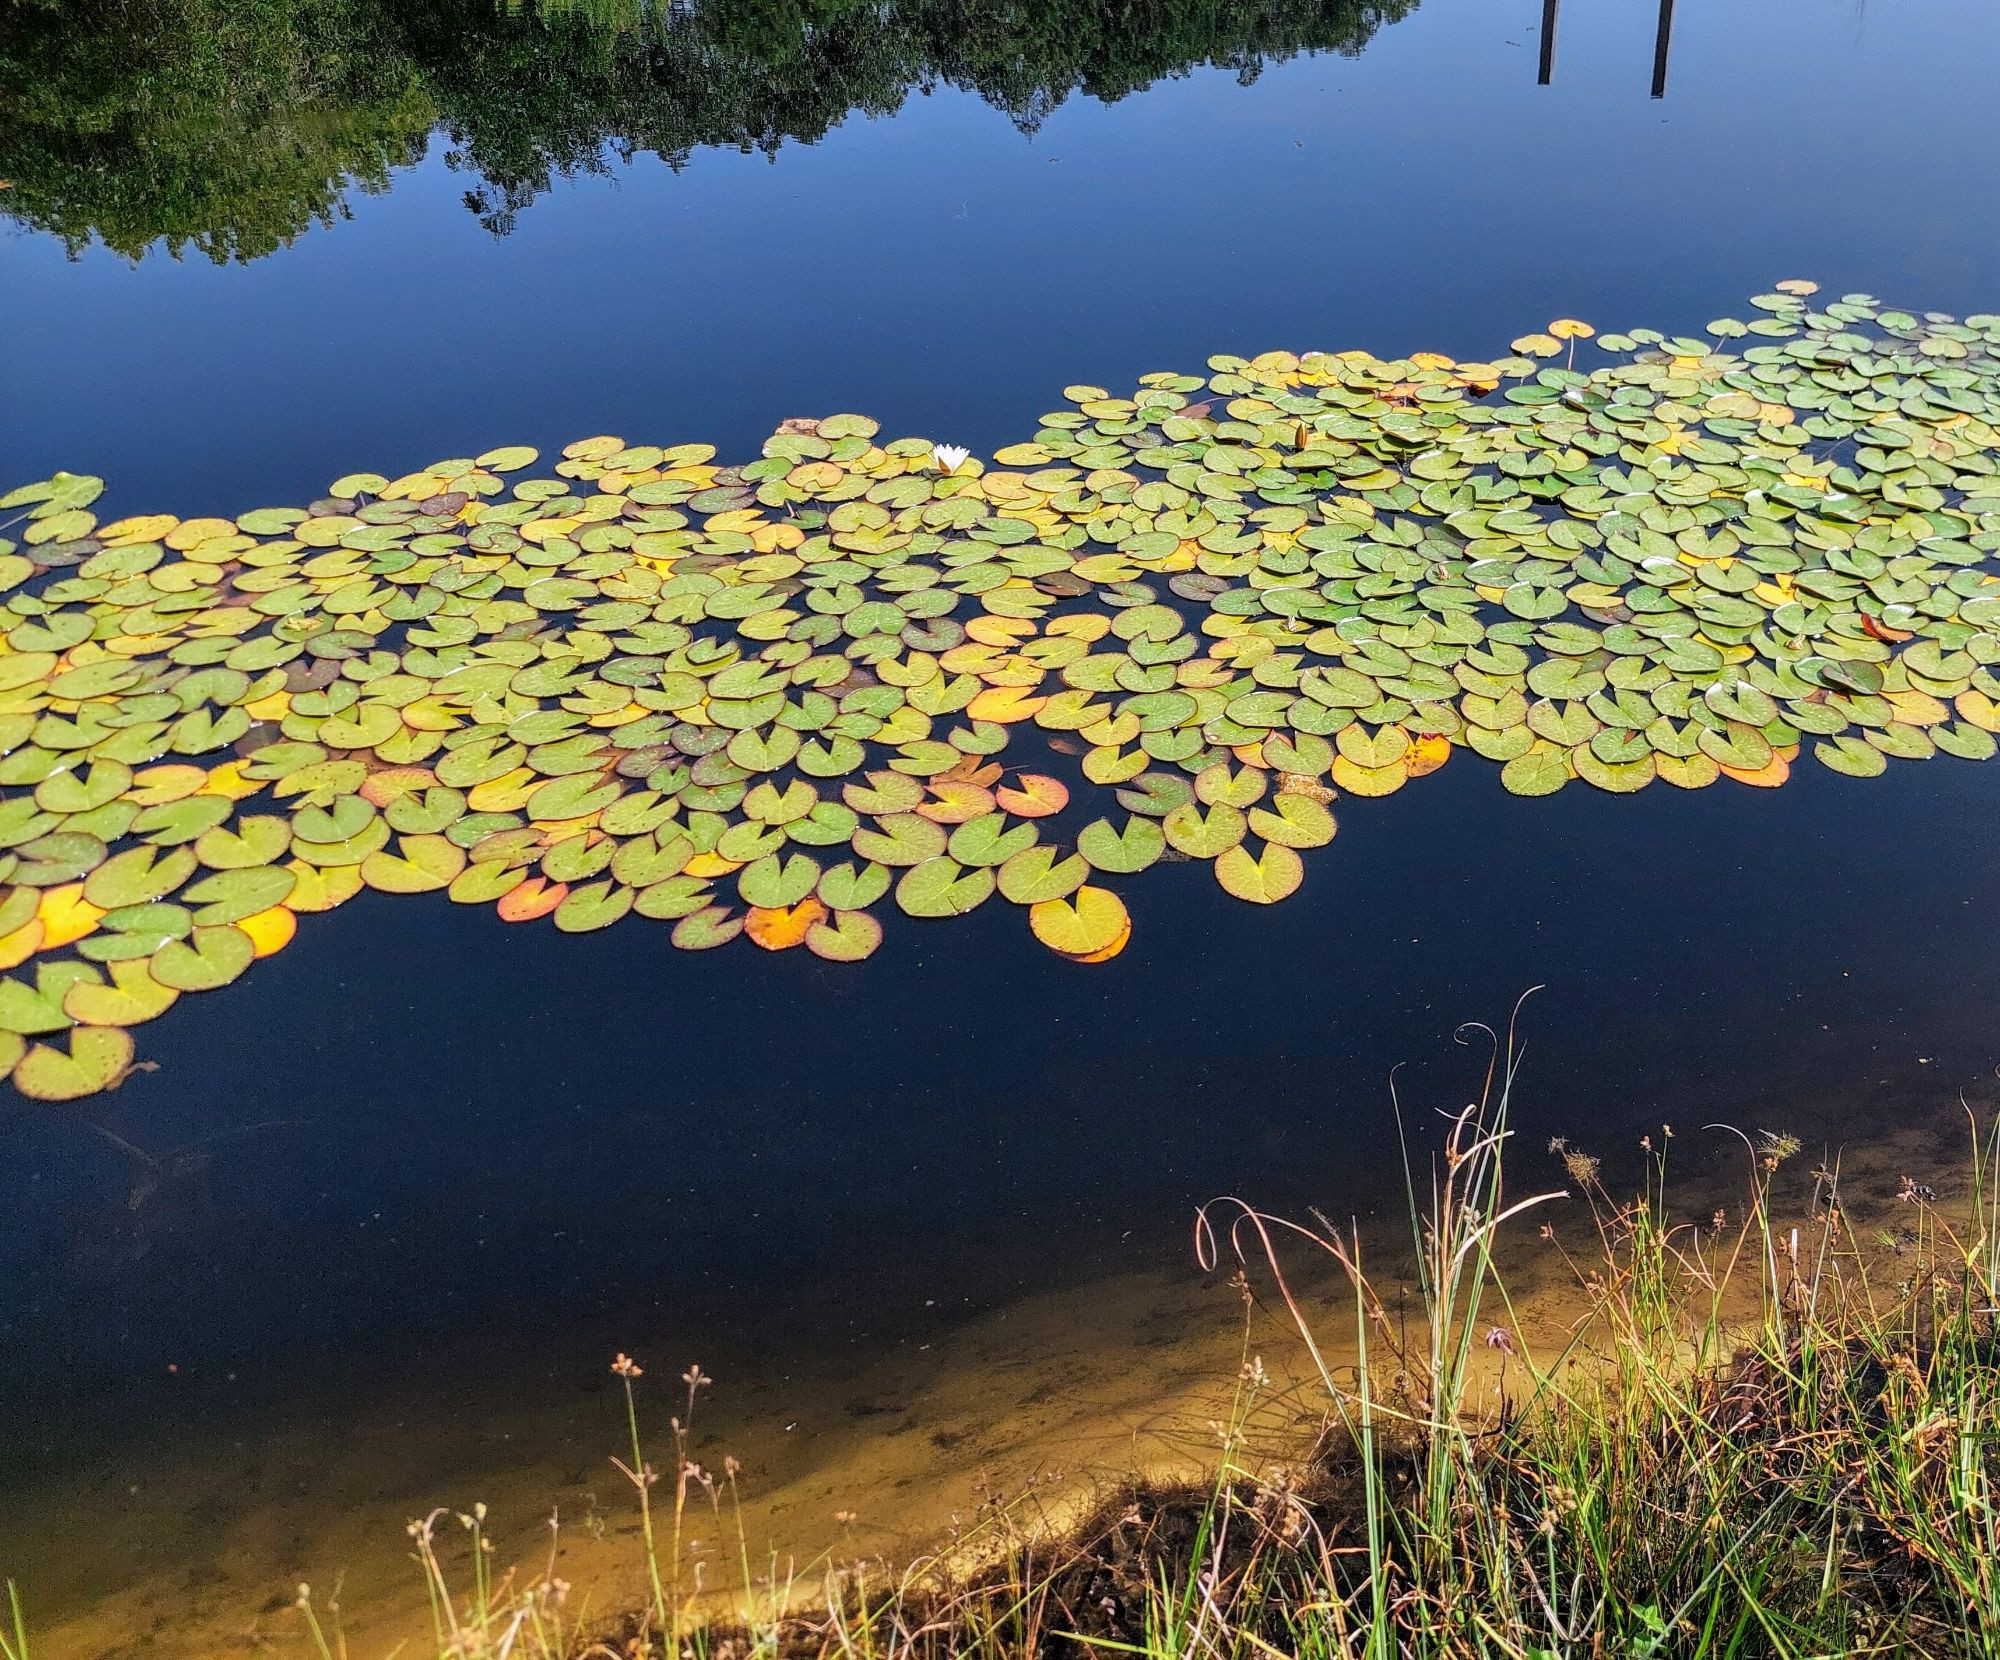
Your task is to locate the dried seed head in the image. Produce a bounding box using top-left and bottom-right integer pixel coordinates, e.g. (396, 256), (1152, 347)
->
(1562, 1150), (1600, 1187)
(1761, 1131), (1802, 1164)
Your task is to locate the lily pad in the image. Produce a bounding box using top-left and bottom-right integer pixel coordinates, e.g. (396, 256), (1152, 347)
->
(64, 961), (179, 1026)
(896, 858), (995, 918)
(1028, 886), (1130, 958)
(996, 845), (1089, 905)
(1214, 842), (1305, 904)
(14, 290), (2000, 1090)
(555, 880), (636, 934)
(948, 813), (1038, 868)
(670, 905), (743, 951)
(12, 1027), (134, 1101)
(806, 909), (883, 962)
(1501, 749), (1572, 797)
(184, 865), (298, 925)
(360, 836), (466, 895)
(151, 924), (257, 991)
(738, 853), (821, 910)
(850, 813), (947, 867)
(1076, 816), (1166, 874)
(1163, 802), (1246, 859)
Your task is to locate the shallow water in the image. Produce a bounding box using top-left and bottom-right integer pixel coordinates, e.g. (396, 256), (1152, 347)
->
(7, 0), (2000, 1650)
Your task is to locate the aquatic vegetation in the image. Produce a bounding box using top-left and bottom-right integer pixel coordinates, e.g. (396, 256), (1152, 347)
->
(7, 283), (2000, 1100)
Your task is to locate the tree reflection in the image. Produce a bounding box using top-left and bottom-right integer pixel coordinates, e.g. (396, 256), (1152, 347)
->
(0, 0), (1415, 261)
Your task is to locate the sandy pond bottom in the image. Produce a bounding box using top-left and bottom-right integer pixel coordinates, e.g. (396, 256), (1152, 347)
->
(0, 1068), (1982, 1660)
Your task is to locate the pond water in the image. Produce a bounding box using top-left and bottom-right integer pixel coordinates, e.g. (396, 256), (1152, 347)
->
(7, 0), (2000, 1651)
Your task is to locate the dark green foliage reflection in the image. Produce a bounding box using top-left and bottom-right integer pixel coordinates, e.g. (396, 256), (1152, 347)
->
(0, 0), (1414, 260)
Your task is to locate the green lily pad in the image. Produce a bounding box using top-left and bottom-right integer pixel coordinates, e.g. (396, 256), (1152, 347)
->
(35, 759), (133, 815)
(1115, 772), (1195, 817)
(384, 788), (467, 836)
(948, 813), (1038, 868)
(895, 858), (996, 918)
(1076, 816), (1166, 874)
(739, 853), (821, 909)
(806, 909), (883, 962)
(0, 967), (80, 1035)
(1162, 802), (1246, 859)
(850, 813), (947, 867)
(13, 832), (106, 886)
(1501, 748), (1572, 797)
(670, 905), (743, 950)
(817, 861), (891, 911)
(1934, 721), (1998, 762)
(1815, 735), (1888, 778)
(1194, 763), (1268, 808)
(1574, 749), (1656, 794)
(84, 844), (196, 909)
(1214, 841), (1304, 904)
(996, 845), (1089, 905)
(151, 924), (257, 991)
(362, 835), (466, 894)
(64, 960), (180, 1025)
(634, 876), (714, 921)
(526, 774), (623, 821)
(195, 816), (294, 870)
(1247, 794), (1336, 849)
(12, 1027), (133, 1101)
(78, 902), (193, 961)
(183, 865), (297, 924)
(554, 880), (635, 933)
(133, 796), (233, 846)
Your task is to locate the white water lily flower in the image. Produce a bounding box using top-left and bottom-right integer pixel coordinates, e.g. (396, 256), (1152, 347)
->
(931, 443), (970, 474)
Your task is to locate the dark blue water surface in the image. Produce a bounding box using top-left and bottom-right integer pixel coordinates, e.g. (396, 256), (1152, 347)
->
(6, 0), (2000, 1637)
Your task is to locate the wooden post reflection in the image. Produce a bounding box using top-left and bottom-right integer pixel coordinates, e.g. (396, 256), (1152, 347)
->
(1651, 0), (1676, 97)
(1531, 0), (1673, 96)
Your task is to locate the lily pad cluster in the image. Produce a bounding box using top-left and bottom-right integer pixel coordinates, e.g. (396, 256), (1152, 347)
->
(7, 282), (2000, 1100)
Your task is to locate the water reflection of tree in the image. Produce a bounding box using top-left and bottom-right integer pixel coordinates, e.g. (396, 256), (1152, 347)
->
(0, 0), (434, 261)
(0, 0), (1414, 259)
